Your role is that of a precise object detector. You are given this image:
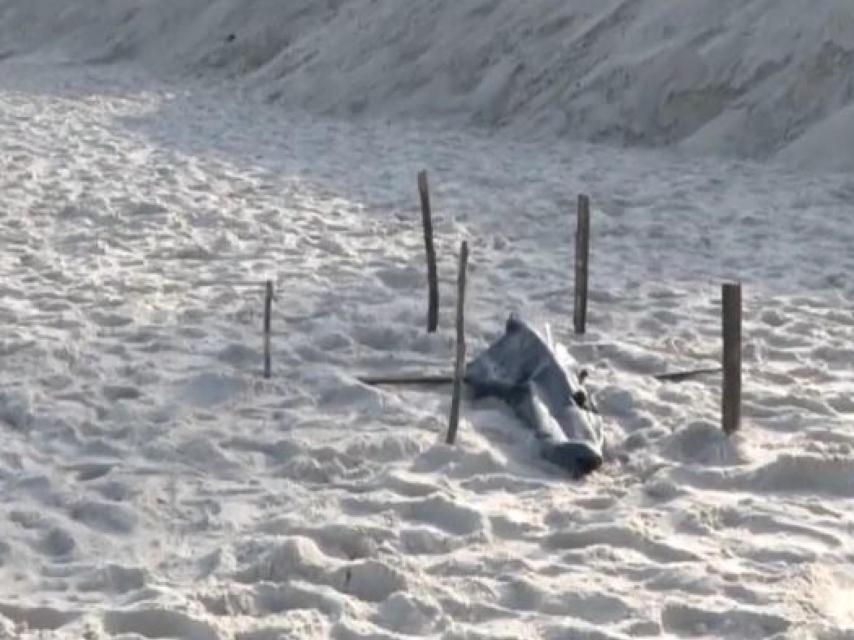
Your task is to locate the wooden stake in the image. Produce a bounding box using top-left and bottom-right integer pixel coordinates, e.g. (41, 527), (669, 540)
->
(264, 280), (273, 379)
(418, 170), (439, 333)
(574, 194), (591, 335)
(446, 241), (469, 445)
(722, 282), (742, 435)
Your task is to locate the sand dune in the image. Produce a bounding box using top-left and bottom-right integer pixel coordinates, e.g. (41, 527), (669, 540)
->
(1, 0), (854, 169)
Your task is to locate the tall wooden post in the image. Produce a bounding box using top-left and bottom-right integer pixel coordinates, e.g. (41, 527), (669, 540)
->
(574, 194), (590, 335)
(446, 241), (469, 445)
(418, 170), (439, 333)
(722, 282), (742, 435)
(264, 280), (274, 379)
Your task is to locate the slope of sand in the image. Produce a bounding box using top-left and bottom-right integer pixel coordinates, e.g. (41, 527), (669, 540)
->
(1, 58), (853, 639)
(2, 0), (854, 170)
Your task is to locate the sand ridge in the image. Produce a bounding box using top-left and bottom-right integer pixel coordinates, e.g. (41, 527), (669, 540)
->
(1, 1), (854, 170)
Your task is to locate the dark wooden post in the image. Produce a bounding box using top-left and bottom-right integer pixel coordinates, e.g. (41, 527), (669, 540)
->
(722, 282), (742, 435)
(264, 280), (273, 379)
(574, 194), (590, 335)
(446, 241), (469, 445)
(418, 170), (439, 333)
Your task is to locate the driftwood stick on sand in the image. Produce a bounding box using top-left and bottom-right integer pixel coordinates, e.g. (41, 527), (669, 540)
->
(357, 366), (722, 387)
(654, 367), (722, 382)
(357, 374), (456, 386)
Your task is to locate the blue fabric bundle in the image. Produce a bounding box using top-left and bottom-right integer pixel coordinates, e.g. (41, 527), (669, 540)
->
(464, 314), (604, 478)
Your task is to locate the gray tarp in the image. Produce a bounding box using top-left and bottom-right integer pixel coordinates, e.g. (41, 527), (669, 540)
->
(464, 314), (604, 478)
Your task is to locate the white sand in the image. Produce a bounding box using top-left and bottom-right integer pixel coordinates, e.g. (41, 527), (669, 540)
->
(0, 3), (853, 640)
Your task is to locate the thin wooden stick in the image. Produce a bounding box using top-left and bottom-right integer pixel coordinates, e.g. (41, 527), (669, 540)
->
(654, 367), (722, 382)
(446, 241), (469, 445)
(194, 280), (268, 288)
(357, 367), (722, 387)
(418, 170), (439, 333)
(358, 374), (455, 386)
(264, 280), (273, 379)
(722, 282), (742, 435)
(574, 194), (591, 335)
